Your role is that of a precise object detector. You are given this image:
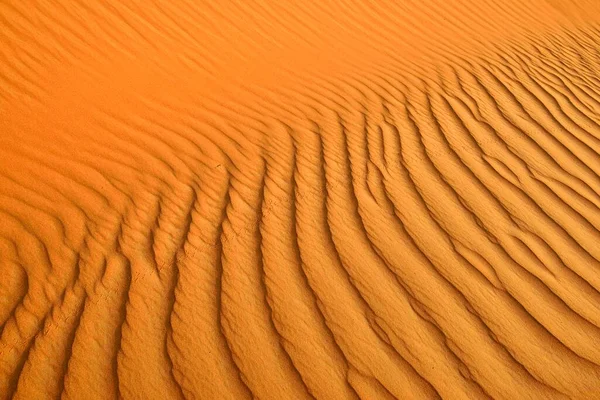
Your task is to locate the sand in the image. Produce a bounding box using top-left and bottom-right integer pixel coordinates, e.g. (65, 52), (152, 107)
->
(2, 0), (600, 398)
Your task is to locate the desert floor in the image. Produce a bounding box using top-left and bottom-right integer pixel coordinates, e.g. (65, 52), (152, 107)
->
(2, 0), (600, 399)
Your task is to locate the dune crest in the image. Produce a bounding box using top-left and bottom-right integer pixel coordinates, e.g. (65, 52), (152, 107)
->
(2, 0), (600, 399)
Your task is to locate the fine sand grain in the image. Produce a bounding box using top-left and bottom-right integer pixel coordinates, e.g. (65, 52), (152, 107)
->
(2, 0), (600, 399)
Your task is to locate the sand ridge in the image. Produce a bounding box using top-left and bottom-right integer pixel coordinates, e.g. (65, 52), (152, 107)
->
(2, 0), (600, 399)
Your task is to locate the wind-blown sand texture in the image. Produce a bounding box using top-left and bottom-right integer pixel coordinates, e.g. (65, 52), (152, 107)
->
(2, 0), (600, 398)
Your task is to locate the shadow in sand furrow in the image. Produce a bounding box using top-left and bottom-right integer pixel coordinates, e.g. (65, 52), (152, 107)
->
(216, 153), (314, 399)
(376, 95), (568, 398)
(289, 116), (442, 398)
(260, 125), (361, 399)
(451, 64), (600, 211)
(318, 110), (446, 398)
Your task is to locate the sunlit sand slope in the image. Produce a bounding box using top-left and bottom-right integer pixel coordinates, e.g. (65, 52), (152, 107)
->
(2, 0), (600, 399)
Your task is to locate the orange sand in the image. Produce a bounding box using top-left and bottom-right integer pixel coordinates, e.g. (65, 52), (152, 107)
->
(2, 0), (600, 398)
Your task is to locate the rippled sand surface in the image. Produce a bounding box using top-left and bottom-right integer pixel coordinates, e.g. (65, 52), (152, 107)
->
(2, 0), (600, 398)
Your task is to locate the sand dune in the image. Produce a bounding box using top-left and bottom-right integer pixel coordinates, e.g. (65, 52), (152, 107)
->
(2, 0), (600, 398)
